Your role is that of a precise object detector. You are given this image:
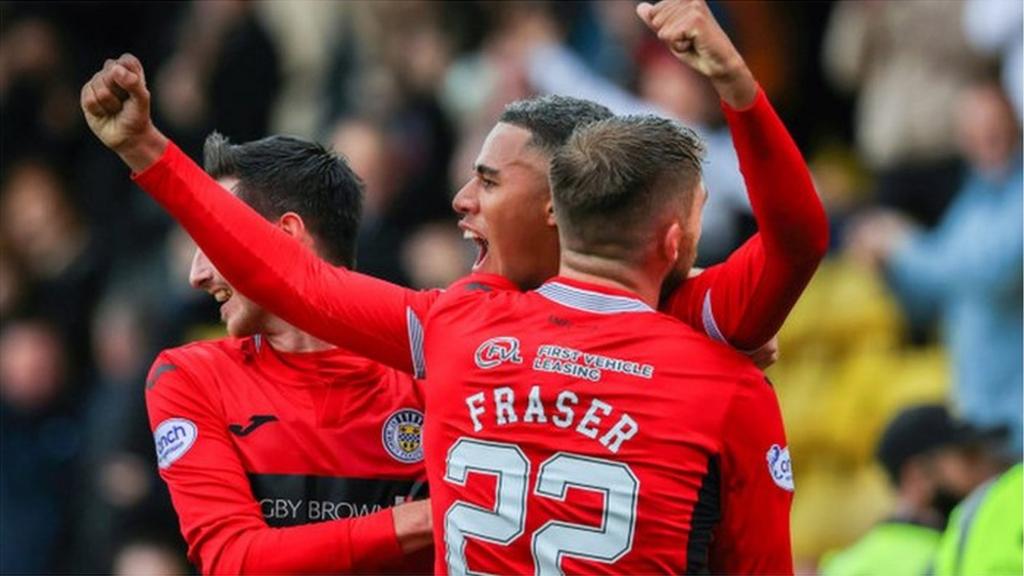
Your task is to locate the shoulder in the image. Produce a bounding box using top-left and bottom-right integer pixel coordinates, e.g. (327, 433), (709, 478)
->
(428, 273), (522, 319)
(151, 337), (247, 375)
(443, 273), (520, 299)
(651, 315), (761, 376)
(146, 337), (248, 403)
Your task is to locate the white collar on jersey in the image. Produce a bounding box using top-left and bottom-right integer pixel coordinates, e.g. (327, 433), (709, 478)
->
(536, 281), (653, 315)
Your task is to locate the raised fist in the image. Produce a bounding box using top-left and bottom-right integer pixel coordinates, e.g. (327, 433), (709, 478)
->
(81, 54), (166, 172)
(80, 54), (152, 153)
(637, 0), (755, 108)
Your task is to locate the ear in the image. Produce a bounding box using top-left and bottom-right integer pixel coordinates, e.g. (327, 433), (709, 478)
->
(544, 198), (557, 227)
(663, 221), (683, 264)
(277, 212), (317, 251)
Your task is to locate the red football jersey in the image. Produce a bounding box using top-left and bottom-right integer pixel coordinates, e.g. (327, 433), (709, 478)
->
(145, 335), (432, 574)
(419, 274), (794, 575)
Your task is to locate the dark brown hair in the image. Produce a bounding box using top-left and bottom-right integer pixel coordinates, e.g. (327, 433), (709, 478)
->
(499, 95), (614, 155)
(203, 132), (363, 267)
(549, 115), (705, 260)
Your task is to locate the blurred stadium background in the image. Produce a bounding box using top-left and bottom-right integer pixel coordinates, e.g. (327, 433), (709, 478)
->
(1, 1), (1020, 573)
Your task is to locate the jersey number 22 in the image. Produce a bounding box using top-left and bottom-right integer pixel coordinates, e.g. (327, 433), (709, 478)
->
(444, 437), (639, 575)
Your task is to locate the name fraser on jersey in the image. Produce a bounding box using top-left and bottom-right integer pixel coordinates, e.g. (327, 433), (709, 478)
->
(465, 384), (639, 454)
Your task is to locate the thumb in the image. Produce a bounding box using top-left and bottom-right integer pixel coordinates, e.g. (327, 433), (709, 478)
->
(636, 2), (656, 29)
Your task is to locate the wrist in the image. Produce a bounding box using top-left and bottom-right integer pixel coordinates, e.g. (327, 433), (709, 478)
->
(391, 499), (433, 554)
(712, 58), (757, 110)
(116, 125), (169, 174)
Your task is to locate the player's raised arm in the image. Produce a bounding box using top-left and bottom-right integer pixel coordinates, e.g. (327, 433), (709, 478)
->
(81, 54), (437, 376)
(639, 0), (829, 351)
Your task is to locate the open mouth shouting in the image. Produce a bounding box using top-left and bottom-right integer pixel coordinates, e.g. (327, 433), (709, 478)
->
(460, 224), (490, 270)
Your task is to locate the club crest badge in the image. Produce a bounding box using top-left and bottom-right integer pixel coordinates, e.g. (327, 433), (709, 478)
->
(382, 409), (424, 463)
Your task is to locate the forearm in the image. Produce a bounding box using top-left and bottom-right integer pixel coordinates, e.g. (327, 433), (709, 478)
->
(391, 498), (434, 555)
(115, 123), (168, 173)
(710, 61), (757, 111)
(199, 508), (405, 575)
(723, 87), (828, 266)
(719, 89), (828, 349)
(133, 141), (420, 372)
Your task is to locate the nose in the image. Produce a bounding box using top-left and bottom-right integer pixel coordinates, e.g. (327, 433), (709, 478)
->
(188, 248), (213, 290)
(452, 179), (478, 216)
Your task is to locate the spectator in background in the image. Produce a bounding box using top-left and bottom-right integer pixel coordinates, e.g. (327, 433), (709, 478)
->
(251, 1), (346, 138)
(325, 1), (456, 230)
(400, 222), (472, 290)
(112, 536), (189, 576)
(154, 0), (280, 151)
(850, 81), (1023, 456)
(0, 159), (105, 384)
(820, 404), (1005, 576)
(331, 117), (411, 285)
(823, 0), (987, 228)
(0, 319), (78, 574)
(964, 0), (1023, 123)
(316, 147), (473, 330)
(0, 238), (28, 321)
(0, 15), (80, 161)
(934, 462), (1023, 575)
(72, 295), (178, 573)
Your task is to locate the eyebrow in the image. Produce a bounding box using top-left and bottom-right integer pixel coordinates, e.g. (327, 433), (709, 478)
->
(474, 164), (500, 179)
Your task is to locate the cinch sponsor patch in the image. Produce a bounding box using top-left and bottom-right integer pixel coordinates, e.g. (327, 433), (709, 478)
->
(154, 418), (198, 469)
(382, 409), (424, 463)
(766, 444), (794, 492)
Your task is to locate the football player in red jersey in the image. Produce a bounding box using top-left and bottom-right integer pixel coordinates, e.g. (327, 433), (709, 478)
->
(143, 133), (434, 574)
(409, 113), (790, 574)
(78, 0), (825, 382)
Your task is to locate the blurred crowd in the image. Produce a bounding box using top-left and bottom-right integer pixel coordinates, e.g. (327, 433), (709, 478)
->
(1, 1), (1020, 574)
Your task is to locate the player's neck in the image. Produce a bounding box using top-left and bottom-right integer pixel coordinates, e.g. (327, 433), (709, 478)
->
(557, 251), (661, 308)
(261, 315), (334, 353)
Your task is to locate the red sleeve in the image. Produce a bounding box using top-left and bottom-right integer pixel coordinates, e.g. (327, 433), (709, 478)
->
(712, 376), (794, 575)
(661, 87), (828, 350)
(133, 145), (439, 377)
(145, 354), (404, 574)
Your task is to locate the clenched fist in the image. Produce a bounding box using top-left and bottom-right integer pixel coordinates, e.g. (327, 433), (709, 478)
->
(80, 53), (167, 173)
(637, 0), (756, 109)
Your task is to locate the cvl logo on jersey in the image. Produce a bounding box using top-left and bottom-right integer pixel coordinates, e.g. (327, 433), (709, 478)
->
(474, 336), (523, 369)
(382, 409), (424, 463)
(766, 444), (795, 492)
(154, 418), (198, 469)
